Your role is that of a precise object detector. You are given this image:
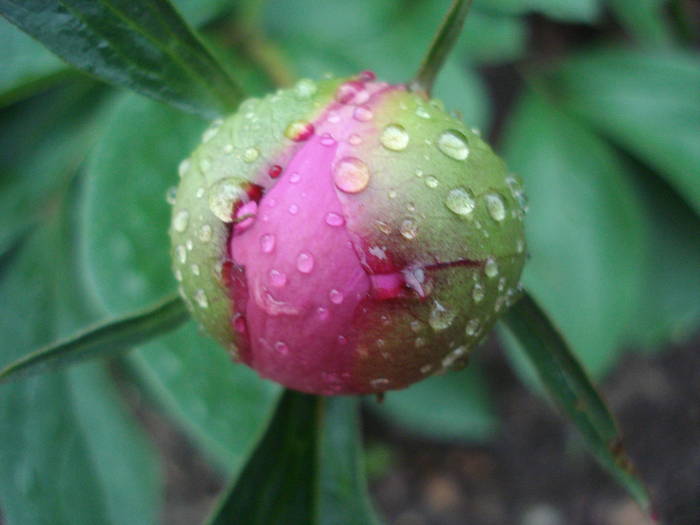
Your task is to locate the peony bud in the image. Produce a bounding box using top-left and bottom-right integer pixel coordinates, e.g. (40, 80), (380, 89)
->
(170, 72), (527, 395)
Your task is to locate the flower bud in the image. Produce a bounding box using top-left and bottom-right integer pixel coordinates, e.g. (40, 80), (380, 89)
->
(170, 72), (526, 395)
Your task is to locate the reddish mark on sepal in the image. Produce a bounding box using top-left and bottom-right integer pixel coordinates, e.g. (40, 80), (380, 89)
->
(358, 70), (376, 82)
(291, 122), (315, 142)
(268, 164), (283, 178)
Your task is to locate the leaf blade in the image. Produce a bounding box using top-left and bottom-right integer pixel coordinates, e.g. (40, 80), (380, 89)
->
(0, 0), (243, 117)
(502, 292), (651, 509)
(0, 294), (189, 384)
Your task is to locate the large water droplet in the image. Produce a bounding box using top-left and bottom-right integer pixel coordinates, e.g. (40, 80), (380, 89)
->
(325, 212), (345, 227)
(173, 210), (189, 232)
(429, 301), (456, 331)
(437, 129), (469, 160)
(485, 193), (506, 222)
(194, 289), (209, 308)
(208, 179), (242, 222)
(353, 106), (373, 122)
(329, 289), (344, 304)
(399, 218), (417, 240)
(380, 124), (410, 151)
(320, 133), (336, 147)
(334, 157), (370, 193)
(260, 233), (275, 253)
(445, 187), (476, 216)
(484, 258), (499, 278)
(269, 269), (287, 287)
(296, 252), (314, 273)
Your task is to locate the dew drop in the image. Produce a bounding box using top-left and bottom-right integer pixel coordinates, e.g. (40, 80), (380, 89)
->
(294, 78), (317, 99)
(437, 129), (469, 160)
(425, 176), (439, 188)
(329, 289), (344, 304)
(465, 319), (480, 336)
(288, 204), (299, 215)
(371, 378), (389, 388)
(317, 306), (329, 321)
(275, 341), (289, 355)
(353, 106), (373, 122)
(260, 233), (275, 253)
(194, 289), (209, 308)
(388, 190), (397, 199)
(484, 258), (499, 278)
(186, 239), (193, 251)
(269, 269), (287, 287)
(176, 245), (187, 264)
(199, 158), (211, 171)
(296, 252), (314, 273)
(325, 212), (345, 227)
(289, 172), (301, 184)
(380, 124), (410, 151)
(410, 320), (423, 333)
(201, 119), (223, 143)
(416, 106), (431, 119)
(420, 364), (433, 374)
(223, 143), (234, 154)
(375, 220), (391, 235)
(197, 224), (212, 243)
(178, 158), (190, 178)
(165, 187), (177, 205)
(285, 120), (314, 141)
(348, 133), (362, 146)
(173, 210), (189, 232)
(243, 147), (259, 163)
(334, 157), (370, 193)
(516, 239), (525, 254)
(415, 337), (426, 348)
(445, 187), (476, 216)
(174, 269), (182, 282)
(472, 283), (485, 303)
(429, 300), (456, 331)
(485, 193), (506, 222)
(268, 164), (283, 178)
(320, 133), (336, 146)
(337, 335), (347, 345)
(399, 218), (417, 240)
(191, 264), (200, 276)
(195, 187), (205, 199)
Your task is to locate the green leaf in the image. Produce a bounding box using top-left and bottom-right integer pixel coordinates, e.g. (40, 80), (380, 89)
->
(207, 392), (381, 525)
(82, 93), (281, 472)
(549, 48), (700, 215)
(370, 364), (497, 442)
(0, 80), (105, 256)
(0, 192), (159, 525)
(0, 16), (68, 105)
(0, 0), (243, 118)
(502, 90), (646, 377)
(609, 0), (676, 46)
(0, 294), (188, 384)
(501, 292), (651, 510)
(411, 0), (475, 95)
(627, 171), (700, 349)
(474, 0), (601, 22)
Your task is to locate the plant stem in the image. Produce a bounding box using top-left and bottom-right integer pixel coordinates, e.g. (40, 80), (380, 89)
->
(410, 0), (474, 96)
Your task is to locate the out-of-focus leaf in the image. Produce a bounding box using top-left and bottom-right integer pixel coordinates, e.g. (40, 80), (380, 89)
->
(0, 16), (68, 105)
(371, 364), (497, 442)
(627, 173), (700, 349)
(0, 294), (188, 384)
(207, 392), (381, 525)
(173, 0), (235, 27)
(502, 293), (651, 510)
(609, 0), (676, 46)
(502, 91), (646, 377)
(82, 93), (281, 472)
(0, 193), (159, 525)
(0, 81), (105, 256)
(549, 48), (700, 215)
(0, 0), (242, 118)
(474, 0), (601, 22)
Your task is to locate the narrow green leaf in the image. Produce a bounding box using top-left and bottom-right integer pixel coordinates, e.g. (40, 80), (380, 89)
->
(370, 365), (497, 442)
(0, 16), (69, 105)
(207, 392), (381, 525)
(474, 0), (601, 22)
(0, 190), (159, 525)
(609, 0), (676, 46)
(0, 0), (243, 118)
(548, 48), (700, 215)
(0, 294), (188, 384)
(502, 292), (651, 510)
(412, 0), (474, 95)
(82, 93), (281, 472)
(502, 90), (646, 377)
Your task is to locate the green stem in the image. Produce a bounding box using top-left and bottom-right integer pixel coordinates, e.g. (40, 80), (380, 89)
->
(410, 0), (474, 96)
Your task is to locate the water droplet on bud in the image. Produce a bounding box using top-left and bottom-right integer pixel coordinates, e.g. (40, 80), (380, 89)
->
(380, 124), (410, 151)
(260, 234), (275, 253)
(294, 78), (317, 99)
(285, 120), (315, 141)
(429, 301), (456, 331)
(329, 289), (344, 304)
(484, 258), (499, 278)
(437, 130), (469, 160)
(334, 157), (370, 193)
(296, 252), (314, 273)
(485, 193), (506, 222)
(194, 289), (209, 308)
(325, 212), (345, 227)
(173, 210), (189, 232)
(269, 269), (287, 287)
(445, 187), (476, 216)
(208, 179), (242, 222)
(399, 218), (418, 239)
(243, 147), (259, 163)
